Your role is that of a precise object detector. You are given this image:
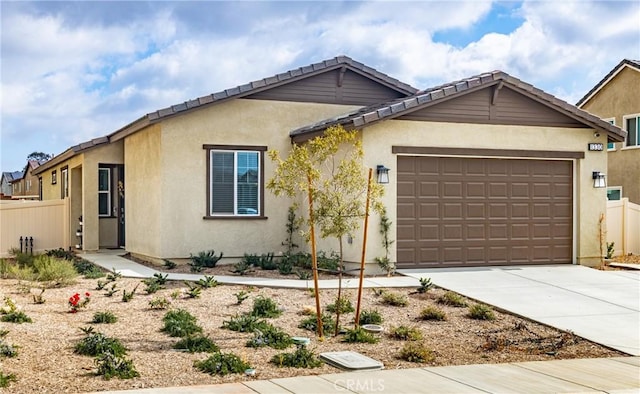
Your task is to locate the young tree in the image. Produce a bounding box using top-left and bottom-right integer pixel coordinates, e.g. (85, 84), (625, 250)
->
(27, 152), (53, 162)
(267, 125), (383, 335)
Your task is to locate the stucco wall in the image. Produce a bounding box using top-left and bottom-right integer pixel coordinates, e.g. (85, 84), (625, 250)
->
(581, 66), (640, 204)
(340, 120), (608, 267)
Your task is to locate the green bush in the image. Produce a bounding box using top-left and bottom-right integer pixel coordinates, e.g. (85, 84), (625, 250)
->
(92, 311), (118, 324)
(246, 324), (293, 349)
(0, 371), (17, 388)
(468, 304), (496, 321)
(121, 284), (139, 302)
(95, 352), (139, 380)
(1, 311), (32, 324)
(298, 313), (335, 334)
(74, 332), (127, 357)
(388, 325), (423, 341)
(317, 251), (340, 272)
(381, 292), (408, 307)
(0, 340), (18, 358)
(417, 277), (434, 293)
(161, 309), (203, 338)
(5, 265), (37, 281)
(174, 335), (219, 353)
(234, 291), (250, 304)
(189, 250), (223, 272)
(222, 314), (269, 333)
(163, 259), (177, 270)
(197, 275), (217, 288)
(143, 281), (163, 294)
(73, 258), (105, 279)
(270, 347), (323, 368)
(45, 248), (75, 260)
(251, 296), (282, 318)
(232, 259), (252, 275)
(278, 258), (294, 275)
(31, 255), (78, 286)
(437, 291), (467, 307)
(326, 297), (354, 314)
(342, 327), (379, 343)
(194, 352), (251, 376)
(398, 342), (435, 363)
(256, 253), (278, 270)
(419, 306), (447, 321)
(9, 248), (35, 268)
(358, 309), (383, 325)
(149, 297), (170, 310)
(184, 282), (202, 298)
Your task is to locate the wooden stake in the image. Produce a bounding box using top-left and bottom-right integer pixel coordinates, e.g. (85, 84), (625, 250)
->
(354, 168), (373, 328)
(308, 175), (323, 338)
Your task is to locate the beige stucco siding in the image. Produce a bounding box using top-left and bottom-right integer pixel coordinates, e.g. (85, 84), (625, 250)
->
(342, 120), (608, 267)
(129, 99), (359, 259)
(581, 66), (640, 204)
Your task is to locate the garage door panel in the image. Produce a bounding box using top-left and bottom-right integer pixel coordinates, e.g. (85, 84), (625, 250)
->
(397, 156), (573, 268)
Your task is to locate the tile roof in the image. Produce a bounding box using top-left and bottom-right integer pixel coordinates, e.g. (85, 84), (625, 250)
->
(290, 70), (627, 143)
(576, 59), (640, 107)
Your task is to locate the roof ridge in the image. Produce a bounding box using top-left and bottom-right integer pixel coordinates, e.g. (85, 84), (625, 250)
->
(576, 59), (640, 107)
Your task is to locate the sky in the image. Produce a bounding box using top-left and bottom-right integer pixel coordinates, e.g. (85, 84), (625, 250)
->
(1, 0), (639, 172)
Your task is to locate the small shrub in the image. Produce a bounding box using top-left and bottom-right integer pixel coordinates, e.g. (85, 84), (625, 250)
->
(143, 281), (163, 294)
(358, 309), (383, 325)
(270, 347), (323, 368)
(234, 291), (250, 305)
(32, 255), (78, 286)
(68, 292), (91, 313)
(106, 268), (122, 282)
(296, 270), (312, 280)
(92, 311), (118, 324)
(437, 291), (467, 307)
(174, 335), (219, 353)
(317, 251), (340, 272)
(468, 304), (496, 321)
(189, 250), (223, 272)
(419, 306), (447, 321)
(398, 342), (435, 363)
(606, 242), (615, 260)
(417, 277), (434, 294)
(184, 282), (202, 299)
(342, 327), (378, 344)
(95, 352), (139, 380)
(371, 288), (386, 297)
(96, 280), (107, 290)
(246, 324), (293, 349)
(388, 325), (423, 341)
(222, 314), (269, 333)
(163, 259), (177, 270)
(298, 313), (335, 334)
(170, 290), (180, 299)
(194, 352), (251, 376)
(151, 272), (168, 285)
(197, 275), (218, 288)
(251, 296), (282, 318)
(278, 258), (294, 275)
(0, 371), (17, 388)
(161, 309), (203, 338)
(9, 248), (35, 267)
(6, 265), (37, 281)
(326, 297), (354, 314)
(375, 256), (395, 277)
(32, 288), (46, 304)
(256, 253), (278, 270)
(45, 248), (75, 260)
(232, 259), (252, 275)
(104, 283), (118, 297)
(149, 297), (171, 310)
(74, 332), (126, 357)
(0, 340), (18, 358)
(121, 284), (139, 302)
(0, 297), (32, 324)
(73, 258), (105, 279)
(381, 292), (408, 307)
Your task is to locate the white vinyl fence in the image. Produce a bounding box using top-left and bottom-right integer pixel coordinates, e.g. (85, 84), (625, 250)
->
(607, 198), (640, 256)
(0, 199), (70, 257)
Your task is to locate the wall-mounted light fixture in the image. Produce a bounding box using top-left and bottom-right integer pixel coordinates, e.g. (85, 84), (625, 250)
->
(376, 165), (390, 184)
(592, 171), (606, 188)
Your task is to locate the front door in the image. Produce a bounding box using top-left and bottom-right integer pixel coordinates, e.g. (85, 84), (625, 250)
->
(116, 165), (125, 247)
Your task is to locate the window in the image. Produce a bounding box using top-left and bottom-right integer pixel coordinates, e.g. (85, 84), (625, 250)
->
(624, 114), (640, 147)
(604, 118), (615, 150)
(98, 168), (111, 216)
(205, 145), (266, 217)
(607, 187), (622, 201)
(51, 170), (57, 184)
(26, 179), (31, 191)
(61, 167), (69, 198)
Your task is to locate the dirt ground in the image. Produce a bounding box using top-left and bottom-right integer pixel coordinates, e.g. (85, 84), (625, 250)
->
(0, 272), (626, 394)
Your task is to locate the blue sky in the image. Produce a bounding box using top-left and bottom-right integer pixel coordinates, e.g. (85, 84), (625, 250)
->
(1, 1), (639, 172)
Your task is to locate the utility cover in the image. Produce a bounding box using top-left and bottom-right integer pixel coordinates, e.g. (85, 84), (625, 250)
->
(319, 351), (383, 371)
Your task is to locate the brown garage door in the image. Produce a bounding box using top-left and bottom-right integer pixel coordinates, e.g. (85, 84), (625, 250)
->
(397, 156), (573, 268)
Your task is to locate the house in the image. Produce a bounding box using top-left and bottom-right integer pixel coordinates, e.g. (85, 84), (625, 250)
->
(33, 137), (123, 251)
(576, 59), (640, 204)
(10, 160), (45, 200)
(0, 171), (22, 199)
(35, 56), (624, 269)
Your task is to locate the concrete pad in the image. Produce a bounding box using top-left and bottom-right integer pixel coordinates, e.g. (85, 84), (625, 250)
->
(268, 375), (357, 393)
(610, 357), (640, 367)
(515, 358), (640, 391)
(560, 284), (640, 311)
(509, 266), (639, 287)
(426, 363), (600, 393)
(90, 383), (256, 394)
(320, 368), (485, 394)
(243, 380), (295, 393)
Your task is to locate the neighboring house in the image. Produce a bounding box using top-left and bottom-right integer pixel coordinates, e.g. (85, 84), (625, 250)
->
(33, 137), (124, 251)
(0, 171), (22, 199)
(577, 59), (640, 204)
(36, 56), (624, 269)
(10, 160), (45, 200)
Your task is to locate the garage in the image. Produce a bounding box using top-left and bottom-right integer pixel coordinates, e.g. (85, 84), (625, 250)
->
(396, 155), (573, 268)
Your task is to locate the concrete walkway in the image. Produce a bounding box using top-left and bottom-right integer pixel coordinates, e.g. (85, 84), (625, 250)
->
(80, 252), (640, 393)
(400, 265), (640, 356)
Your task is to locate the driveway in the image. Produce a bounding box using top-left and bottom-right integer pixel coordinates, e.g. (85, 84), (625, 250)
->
(399, 265), (640, 356)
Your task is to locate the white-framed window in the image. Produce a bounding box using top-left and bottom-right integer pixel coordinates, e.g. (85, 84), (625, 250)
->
(61, 167), (69, 198)
(604, 118), (616, 150)
(623, 114), (640, 148)
(51, 170), (57, 184)
(98, 167), (111, 217)
(205, 145), (266, 217)
(607, 187), (622, 201)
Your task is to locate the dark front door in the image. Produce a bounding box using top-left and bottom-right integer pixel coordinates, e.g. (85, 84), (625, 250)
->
(116, 165), (125, 247)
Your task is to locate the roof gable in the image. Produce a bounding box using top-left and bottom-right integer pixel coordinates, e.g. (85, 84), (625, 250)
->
(576, 59), (640, 107)
(291, 71), (627, 143)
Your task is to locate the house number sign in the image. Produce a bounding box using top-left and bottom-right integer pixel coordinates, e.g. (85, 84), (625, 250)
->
(588, 143), (604, 151)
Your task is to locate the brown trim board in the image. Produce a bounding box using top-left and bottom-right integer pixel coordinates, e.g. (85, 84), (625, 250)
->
(391, 146), (585, 159)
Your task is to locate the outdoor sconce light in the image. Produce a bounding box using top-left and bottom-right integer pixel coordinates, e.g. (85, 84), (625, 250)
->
(376, 165), (390, 184)
(592, 171), (606, 188)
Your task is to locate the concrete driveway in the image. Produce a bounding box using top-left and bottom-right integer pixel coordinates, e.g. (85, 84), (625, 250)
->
(399, 265), (640, 356)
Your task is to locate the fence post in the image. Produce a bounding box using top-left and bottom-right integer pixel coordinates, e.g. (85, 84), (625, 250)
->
(622, 198), (628, 255)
